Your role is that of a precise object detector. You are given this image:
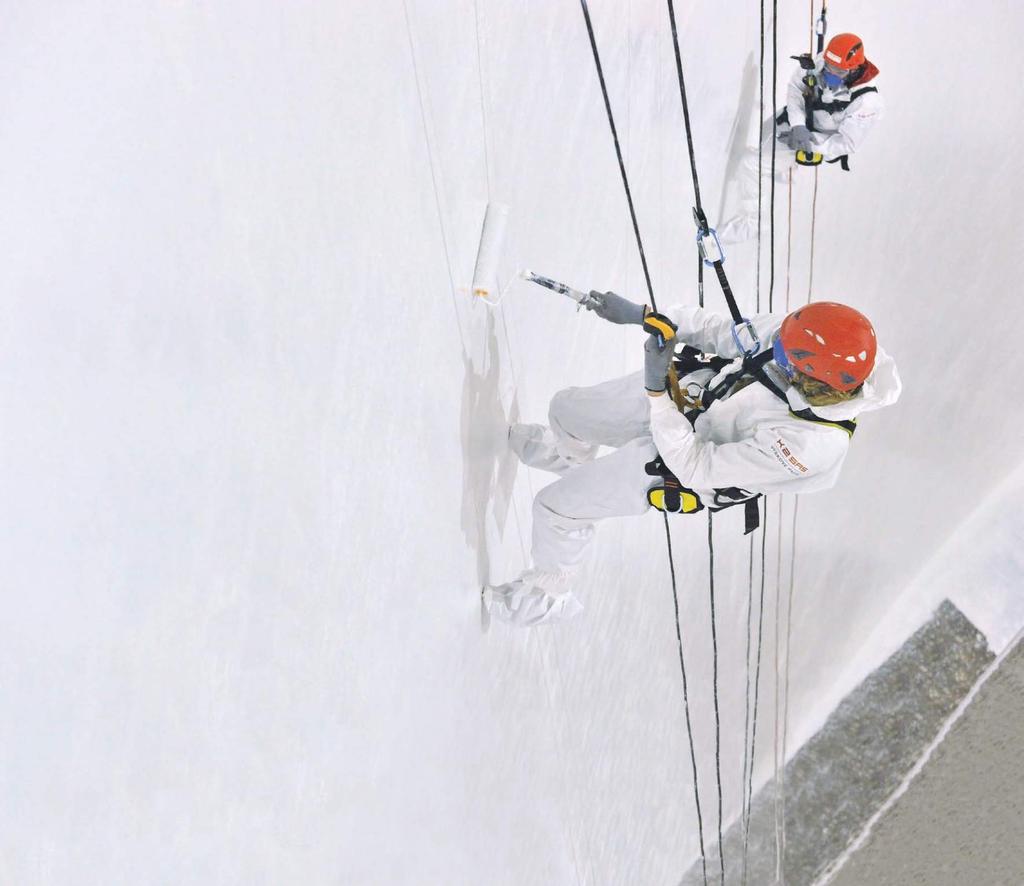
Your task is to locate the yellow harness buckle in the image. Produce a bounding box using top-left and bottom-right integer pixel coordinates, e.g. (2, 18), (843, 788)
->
(647, 481), (703, 514)
(795, 149), (823, 167)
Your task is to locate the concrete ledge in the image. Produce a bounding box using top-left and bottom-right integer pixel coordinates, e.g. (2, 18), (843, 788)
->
(826, 634), (1024, 886)
(680, 600), (994, 885)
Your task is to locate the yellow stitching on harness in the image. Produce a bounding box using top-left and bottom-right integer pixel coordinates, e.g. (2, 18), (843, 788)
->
(788, 410), (857, 438)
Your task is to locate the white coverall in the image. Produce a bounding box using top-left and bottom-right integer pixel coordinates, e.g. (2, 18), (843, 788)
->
(718, 55), (884, 244)
(485, 305), (902, 627)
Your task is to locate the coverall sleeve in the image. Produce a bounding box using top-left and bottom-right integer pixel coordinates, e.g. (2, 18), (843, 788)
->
(786, 65), (808, 129)
(662, 306), (781, 358)
(812, 90), (884, 160)
(648, 395), (848, 492)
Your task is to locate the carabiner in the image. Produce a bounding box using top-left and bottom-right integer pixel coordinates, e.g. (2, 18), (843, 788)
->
(731, 319), (761, 357)
(695, 226), (725, 267)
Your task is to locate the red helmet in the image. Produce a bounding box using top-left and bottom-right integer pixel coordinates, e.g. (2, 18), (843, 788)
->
(777, 302), (877, 392)
(824, 33), (866, 71)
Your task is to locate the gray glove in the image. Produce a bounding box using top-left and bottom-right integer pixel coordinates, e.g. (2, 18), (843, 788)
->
(788, 125), (814, 152)
(585, 290), (646, 325)
(644, 333), (675, 393)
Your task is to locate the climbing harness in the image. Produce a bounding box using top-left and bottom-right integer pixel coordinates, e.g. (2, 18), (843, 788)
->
(777, 53), (879, 172)
(645, 343), (856, 533)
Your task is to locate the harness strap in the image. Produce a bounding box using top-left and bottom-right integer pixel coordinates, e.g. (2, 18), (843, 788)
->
(645, 456), (761, 533)
(652, 350), (857, 531)
(810, 85), (878, 114)
(776, 84), (877, 131)
(789, 409), (857, 436)
(702, 348), (781, 409)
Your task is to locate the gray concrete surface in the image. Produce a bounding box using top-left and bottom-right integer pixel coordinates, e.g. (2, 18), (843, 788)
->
(828, 636), (1024, 886)
(680, 601), (994, 885)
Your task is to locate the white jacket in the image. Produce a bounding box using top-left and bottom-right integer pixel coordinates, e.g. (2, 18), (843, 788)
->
(783, 54), (884, 161)
(649, 306), (902, 502)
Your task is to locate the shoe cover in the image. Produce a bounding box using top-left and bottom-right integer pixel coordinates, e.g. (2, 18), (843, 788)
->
(484, 568), (584, 627)
(508, 423), (574, 474)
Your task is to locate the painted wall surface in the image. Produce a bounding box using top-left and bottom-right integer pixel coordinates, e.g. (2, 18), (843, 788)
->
(2, 3), (1022, 884)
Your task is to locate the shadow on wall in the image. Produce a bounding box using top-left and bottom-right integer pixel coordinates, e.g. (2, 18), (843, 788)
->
(459, 308), (520, 587)
(716, 51), (760, 224)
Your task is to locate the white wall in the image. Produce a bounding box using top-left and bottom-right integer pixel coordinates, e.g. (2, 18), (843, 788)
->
(1, 2), (1022, 884)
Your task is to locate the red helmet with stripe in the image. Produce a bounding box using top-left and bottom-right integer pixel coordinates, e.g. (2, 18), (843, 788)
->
(778, 302), (877, 392)
(824, 33), (866, 71)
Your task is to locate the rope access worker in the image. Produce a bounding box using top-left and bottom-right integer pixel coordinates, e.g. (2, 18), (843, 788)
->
(484, 292), (901, 627)
(719, 32), (883, 244)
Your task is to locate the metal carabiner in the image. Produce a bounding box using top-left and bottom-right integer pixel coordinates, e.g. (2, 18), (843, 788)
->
(731, 319), (761, 357)
(695, 226), (725, 267)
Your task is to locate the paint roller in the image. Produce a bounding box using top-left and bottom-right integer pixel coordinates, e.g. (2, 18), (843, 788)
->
(471, 202), (510, 303)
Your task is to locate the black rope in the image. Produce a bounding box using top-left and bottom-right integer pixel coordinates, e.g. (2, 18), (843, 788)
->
(707, 512), (725, 884)
(664, 513), (709, 886)
(663, 6), (759, 881)
(740, 533), (756, 886)
(743, 502), (770, 872)
(665, 0), (702, 211)
(664, 0), (744, 328)
(579, 0), (658, 312)
(756, 0), (765, 313)
(769, 0), (778, 313)
(577, 5), (708, 880)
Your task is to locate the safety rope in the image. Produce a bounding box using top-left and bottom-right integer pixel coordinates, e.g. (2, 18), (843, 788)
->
(666, 0), (745, 331)
(663, 5), (740, 881)
(773, 6), (829, 879)
(769, 0), (778, 314)
(807, 0), (825, 303)
(707, 512), (725, 885)
(743, 0), (782, 876)
(740, 534), (756, 886)
(579, 0), (658, 312)
(742, 501), (770, 883)
(772, 5), (828, 878)
(755, 0), (765, 312)
(664, 517), (709, 886)
(742, 0), (769, 871)
(780, 498), (800, 864)
(774, 498), (786, 883)
(577, 5), (708, 882)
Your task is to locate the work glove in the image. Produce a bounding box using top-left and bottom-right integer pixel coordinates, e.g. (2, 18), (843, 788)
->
(585, 290), (646, 325)
(644, 331), (676, 393)
(788, 125), (814, 152)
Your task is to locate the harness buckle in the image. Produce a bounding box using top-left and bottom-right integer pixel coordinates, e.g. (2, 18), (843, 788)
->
(795, 149), (824, 166)
(731, 319), (761, 357)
